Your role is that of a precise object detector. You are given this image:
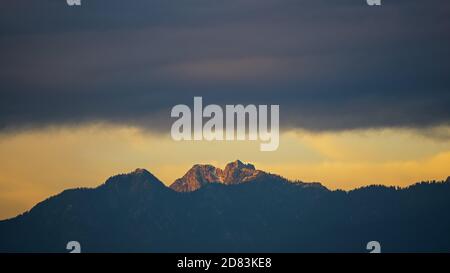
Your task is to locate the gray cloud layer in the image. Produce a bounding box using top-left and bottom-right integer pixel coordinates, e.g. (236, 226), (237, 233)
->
(1, 0), (449, 133)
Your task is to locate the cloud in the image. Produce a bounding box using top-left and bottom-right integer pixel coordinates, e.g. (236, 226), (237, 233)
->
(1, 0), (449, 133)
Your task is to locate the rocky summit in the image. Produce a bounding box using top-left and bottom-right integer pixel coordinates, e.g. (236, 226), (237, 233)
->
(170, 160), (266, 192)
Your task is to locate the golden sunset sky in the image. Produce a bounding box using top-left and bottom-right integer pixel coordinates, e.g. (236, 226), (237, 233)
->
(1, 124), (449, 220)
(1, 1), (450, 221)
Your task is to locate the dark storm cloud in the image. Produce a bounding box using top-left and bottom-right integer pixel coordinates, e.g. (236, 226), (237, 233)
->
(1, 0), (449, 133)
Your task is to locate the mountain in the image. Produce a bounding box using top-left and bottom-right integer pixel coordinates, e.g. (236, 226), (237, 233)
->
(170, 160), (326, 192)
(102, 168), (168, 192)
(1, 161), (450, 253)
(170, 164), (224, 192)
(170, 160), (273, 192)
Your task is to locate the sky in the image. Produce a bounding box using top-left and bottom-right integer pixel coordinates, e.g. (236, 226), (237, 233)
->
(0, 0), (449, 219)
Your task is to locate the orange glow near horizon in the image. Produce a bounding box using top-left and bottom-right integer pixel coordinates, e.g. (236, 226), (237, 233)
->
(0, 124), (449, 220)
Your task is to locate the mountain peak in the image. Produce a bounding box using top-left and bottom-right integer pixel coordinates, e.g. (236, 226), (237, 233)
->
(170, 160), (262, 192)
(222, 160), (259, 185)
(101, 168), (165, 192)
(131, 168), (151, 175)
(224, 160), (255, 171)
(170, 164), (224, 192)
(169, 160), (328, 192)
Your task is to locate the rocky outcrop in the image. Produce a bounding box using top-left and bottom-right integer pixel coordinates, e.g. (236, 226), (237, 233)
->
(170, 160), (265, 192)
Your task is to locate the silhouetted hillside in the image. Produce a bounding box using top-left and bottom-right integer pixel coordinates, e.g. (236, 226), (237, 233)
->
(0, 163), (449, 253)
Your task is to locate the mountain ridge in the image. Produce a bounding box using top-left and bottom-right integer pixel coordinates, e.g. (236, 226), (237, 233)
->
(1, 162), (449, 253)
(170, 160), (286, 192)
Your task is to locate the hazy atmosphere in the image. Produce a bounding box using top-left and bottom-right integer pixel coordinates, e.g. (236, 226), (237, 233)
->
(1, 0), (449, 219)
